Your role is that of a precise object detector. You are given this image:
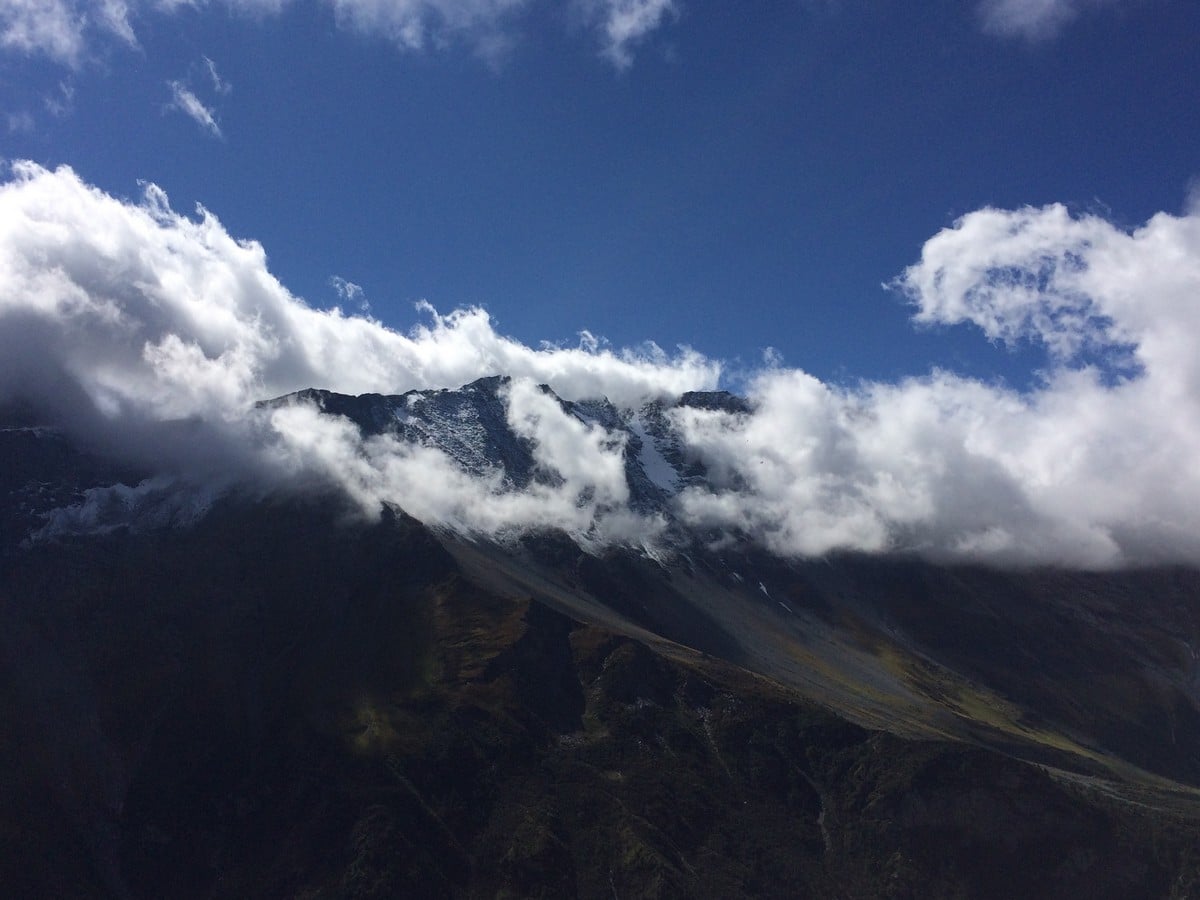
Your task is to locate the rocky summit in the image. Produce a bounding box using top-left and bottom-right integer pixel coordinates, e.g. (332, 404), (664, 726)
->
(2, 383), (1200, 899)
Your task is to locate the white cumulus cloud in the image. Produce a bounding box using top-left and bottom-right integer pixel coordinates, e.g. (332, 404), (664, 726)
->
(669, 201), (1200, 566)
(0, 161), (713, 547)
(4, 161), (1200, 568)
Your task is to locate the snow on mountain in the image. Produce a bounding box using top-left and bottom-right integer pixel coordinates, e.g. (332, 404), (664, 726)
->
(259, 376), (729, 533)
(8, 377), (751, 551)
(629, 417), (678, 495)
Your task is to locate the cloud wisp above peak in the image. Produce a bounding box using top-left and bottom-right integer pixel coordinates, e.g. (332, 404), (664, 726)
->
(4, 161), (1200, 568)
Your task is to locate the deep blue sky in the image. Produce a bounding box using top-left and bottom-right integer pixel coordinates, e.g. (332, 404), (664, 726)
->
(3, 0), (1198, 388)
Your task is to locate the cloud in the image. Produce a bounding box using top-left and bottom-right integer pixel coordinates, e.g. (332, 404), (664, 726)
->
(323, 0), (676, 65)
(578, 0), (677, 69)
(44, 80), (76, 117)
(0, 0), (135, 65)
(0, 0), (88, 65)
(325, 0), (528, 56)
(1185, 176), (1200, 216)
(262, 377), (658, 547)
(0, 162), (714, 542)
(6, 110), (35, 133)
(166, 79), (222, 137)
(155, 0), (290, 13)
(96, 0), (136, 44)
(670, 201), (1200, 566)
(202, 54), (231, 94)
(5, 161), (1200, 568)
(0, 162), (716, 409)
(0, 162), (705, 549)
(0, 0), (675, 71)
(978, 0), (1115, 40)
(330, 276), (370, 313)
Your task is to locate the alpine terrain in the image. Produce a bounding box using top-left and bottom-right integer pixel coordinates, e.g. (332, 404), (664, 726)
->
(3, 377), (1200, 899)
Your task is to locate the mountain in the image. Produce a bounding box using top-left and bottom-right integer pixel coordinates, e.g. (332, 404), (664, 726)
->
(2, 381), (1200, 898)
(259, 377), (749, 515)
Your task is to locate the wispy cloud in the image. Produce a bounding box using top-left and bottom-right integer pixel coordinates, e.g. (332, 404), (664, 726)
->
(44, 80), (75, 117)
(166, 79), (222, 137)
(0, 0), (1130, 72)
(96, 0), (136, 45)
(582, 0), (677, 69)
(3, 80), (73, 134)
(330, 275), (370, 313)
(202, 54), (231, 94)
(5, 162), (1200, 567)
(327, 0), (681, 66)
(0, 0), (135, 65)
(1185, 176), (1200, 216)
(0, 0), (678, 71)
(978, 0), (1116, 40)
(6, 110), (35, 133)
(325, 0), (529, 58)
(0, 0), (88, 65)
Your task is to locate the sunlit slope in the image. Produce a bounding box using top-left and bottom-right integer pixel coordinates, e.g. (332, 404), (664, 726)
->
(447, 535), (1200, 811)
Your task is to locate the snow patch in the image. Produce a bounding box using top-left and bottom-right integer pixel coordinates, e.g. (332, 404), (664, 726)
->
(631, 418), (679, 493)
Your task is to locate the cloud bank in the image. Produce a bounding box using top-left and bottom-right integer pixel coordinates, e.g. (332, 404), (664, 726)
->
(0, 161), (712, 549)
(3, 161), (1200, 568)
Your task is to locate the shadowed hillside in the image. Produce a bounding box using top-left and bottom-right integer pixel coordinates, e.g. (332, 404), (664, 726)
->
(2, 489), (1199, 898)
(4, 407), (1200, 897)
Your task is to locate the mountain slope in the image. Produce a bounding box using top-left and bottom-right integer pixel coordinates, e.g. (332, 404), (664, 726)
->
(3, 388), (1200, 897)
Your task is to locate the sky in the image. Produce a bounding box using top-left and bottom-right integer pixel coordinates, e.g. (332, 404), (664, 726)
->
(2, 0), (1200, 566)
(3, 0), (1195, 384)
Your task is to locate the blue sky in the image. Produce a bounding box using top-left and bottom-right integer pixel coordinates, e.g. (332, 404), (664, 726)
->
(1, 0), (1198, 390)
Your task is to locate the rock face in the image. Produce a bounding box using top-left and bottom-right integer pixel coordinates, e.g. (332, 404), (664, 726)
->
(259, 378), (754, 512)
(3, 391), (1200, 898)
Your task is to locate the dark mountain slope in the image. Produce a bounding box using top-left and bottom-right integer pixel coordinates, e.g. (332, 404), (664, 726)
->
(1, 492), (1199, 898)
(3, 395), (1200, 897)
(446, 536), (1200, 807)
